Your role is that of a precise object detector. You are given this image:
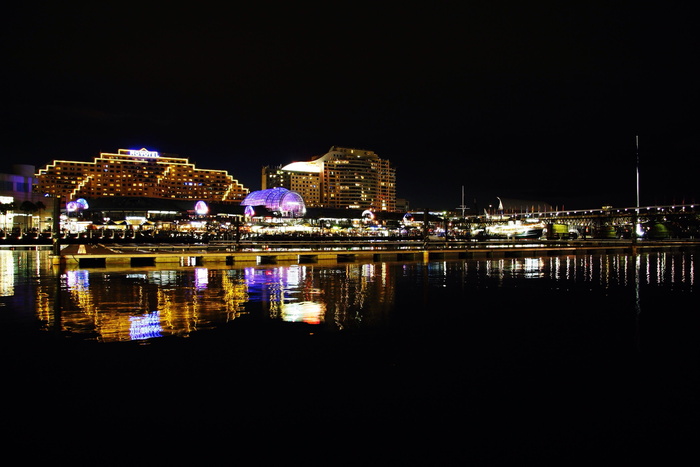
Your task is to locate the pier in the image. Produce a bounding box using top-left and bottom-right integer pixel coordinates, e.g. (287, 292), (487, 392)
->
(53, 238), (700, 268)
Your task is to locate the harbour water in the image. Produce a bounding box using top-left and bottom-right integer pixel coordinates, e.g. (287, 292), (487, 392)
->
(1, 247), (698, 463)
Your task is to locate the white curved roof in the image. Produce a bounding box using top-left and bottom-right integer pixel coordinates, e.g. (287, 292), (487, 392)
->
(281, 161), (321, 173)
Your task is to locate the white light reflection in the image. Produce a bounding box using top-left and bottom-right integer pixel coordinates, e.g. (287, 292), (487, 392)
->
(474, 252), (696, 290)
(194, 267), (208, 289)
(287, 264), (302, 287)
(521, 257), (544, 278)
(130, 311), (162, 340)
(148, 270), (178, 286)
(690, 254), (695, 287)
(65, 269), (90, 291)
(0, 251), (14, 297)
(281, 301), (325, 324)
(670, 255), (675, 285)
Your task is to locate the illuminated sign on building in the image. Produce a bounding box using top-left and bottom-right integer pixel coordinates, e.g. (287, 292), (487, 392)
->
(128, 148), (159, 158)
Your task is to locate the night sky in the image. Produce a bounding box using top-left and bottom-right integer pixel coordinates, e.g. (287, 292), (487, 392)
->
(2, 2), (698, 211)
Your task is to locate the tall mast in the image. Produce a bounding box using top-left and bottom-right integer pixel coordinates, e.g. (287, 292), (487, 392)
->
(633, 135), (641, 244)
(636, 135), (640, 208)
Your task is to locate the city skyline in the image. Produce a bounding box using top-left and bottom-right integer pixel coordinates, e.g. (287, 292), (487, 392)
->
(3, 3), (698, 211)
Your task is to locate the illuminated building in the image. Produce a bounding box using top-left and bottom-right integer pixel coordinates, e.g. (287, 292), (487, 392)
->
(0, 165), (38, 204)
(35, 148), (249, 204)
(262, 146), (397, 212)
(318, 147), (396, 211)
(241, 187), (307, 218)
(262, 161), (322, 208)
(1, 164), (53, 233)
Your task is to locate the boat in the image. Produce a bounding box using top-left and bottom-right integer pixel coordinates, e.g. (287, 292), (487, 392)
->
(484, 219), (545, 239)
(514, 226), (544, 239)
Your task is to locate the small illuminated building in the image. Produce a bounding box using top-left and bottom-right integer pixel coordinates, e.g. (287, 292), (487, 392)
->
(241, 187), (306, 218)
(1, 164), (54, 233)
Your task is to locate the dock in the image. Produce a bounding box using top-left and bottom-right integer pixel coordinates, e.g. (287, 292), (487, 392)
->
(51, 239), (700, 268)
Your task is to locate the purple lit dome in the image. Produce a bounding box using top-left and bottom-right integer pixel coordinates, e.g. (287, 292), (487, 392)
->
(241, 187), (306, 217)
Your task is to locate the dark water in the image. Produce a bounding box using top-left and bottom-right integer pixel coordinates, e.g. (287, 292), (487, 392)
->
(1, 248), (698, 464)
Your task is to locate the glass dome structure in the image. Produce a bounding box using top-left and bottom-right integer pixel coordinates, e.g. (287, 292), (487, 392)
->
(241, 187), (306, 218)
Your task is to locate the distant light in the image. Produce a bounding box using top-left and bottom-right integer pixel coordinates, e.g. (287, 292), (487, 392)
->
(194, 200), (209, 215)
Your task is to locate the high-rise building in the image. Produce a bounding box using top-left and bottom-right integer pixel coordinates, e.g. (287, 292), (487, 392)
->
(262, 160), (322, 208)
(35, 148), (249, 204)
(263, 146), (397, 212)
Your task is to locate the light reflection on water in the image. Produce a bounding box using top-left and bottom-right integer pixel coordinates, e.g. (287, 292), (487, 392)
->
(0, 248), (696, 343)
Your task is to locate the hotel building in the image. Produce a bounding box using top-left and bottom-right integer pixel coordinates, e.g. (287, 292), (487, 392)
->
(262, 160), (322, 208)
(35, 148), (249, 204)
(262, 146), (397, 212)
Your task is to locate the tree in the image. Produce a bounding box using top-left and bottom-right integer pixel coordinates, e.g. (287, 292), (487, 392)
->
(19, 201), (38, 233)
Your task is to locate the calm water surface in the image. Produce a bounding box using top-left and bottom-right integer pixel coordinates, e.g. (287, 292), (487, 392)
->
(1, 247), (698, 463)
(2, 248), (696, 343)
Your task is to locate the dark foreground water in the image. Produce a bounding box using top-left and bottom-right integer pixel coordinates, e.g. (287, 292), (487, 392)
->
(1, 248), (698, 464)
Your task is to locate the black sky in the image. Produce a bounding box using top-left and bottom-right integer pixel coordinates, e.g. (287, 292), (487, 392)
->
(2, 2), (698, 211)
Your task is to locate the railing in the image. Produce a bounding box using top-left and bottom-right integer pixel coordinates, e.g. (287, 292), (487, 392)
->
(9, 236), (700, 254)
